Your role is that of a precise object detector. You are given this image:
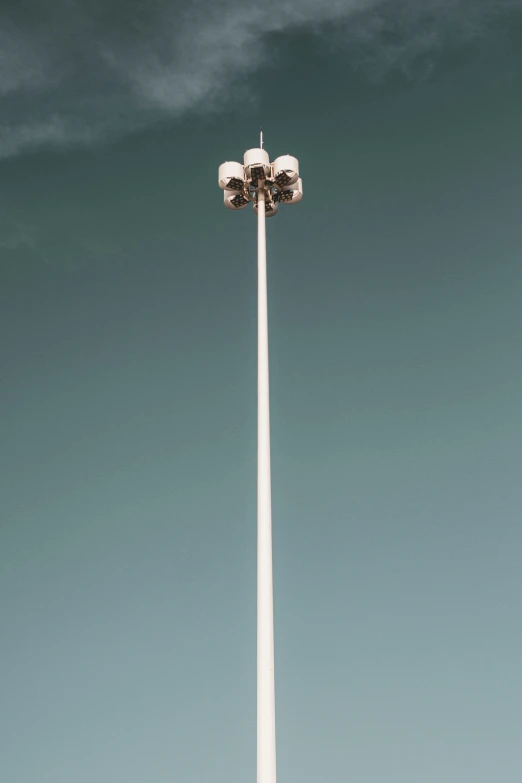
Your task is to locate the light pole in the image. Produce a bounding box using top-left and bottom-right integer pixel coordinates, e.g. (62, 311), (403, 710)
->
(218, 134), (303, 783)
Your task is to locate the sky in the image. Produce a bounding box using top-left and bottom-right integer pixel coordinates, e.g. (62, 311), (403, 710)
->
(1, 1), (522, 782)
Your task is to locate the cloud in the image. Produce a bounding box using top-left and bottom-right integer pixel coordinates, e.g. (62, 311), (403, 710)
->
(0, 0), (519, 159)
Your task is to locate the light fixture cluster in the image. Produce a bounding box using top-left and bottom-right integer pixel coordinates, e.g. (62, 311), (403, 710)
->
(218, 146), (303, 218)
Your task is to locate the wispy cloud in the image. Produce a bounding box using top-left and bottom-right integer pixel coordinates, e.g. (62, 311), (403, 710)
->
(0, 0), (519, 159)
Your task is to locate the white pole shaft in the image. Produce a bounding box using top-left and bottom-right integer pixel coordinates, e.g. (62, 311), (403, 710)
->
(257, 185), (277, 783)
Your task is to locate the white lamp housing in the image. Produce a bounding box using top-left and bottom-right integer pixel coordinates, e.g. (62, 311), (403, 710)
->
(277, 177), (303, 205)
(219, 161), (246, 192)
(272, 155), (299, 189)
(253, 196), (279, 218)
(244, 148), (271, 187)
(224, 189), (250, 210)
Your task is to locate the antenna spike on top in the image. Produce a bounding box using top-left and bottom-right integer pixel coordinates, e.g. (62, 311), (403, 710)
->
(260, 128), (264, 149)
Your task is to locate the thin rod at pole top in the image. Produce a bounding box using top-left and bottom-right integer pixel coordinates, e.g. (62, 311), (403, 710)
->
(260, 128), (264, 149)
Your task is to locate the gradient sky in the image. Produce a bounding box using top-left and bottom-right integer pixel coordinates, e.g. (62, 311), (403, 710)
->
(1, 2), (522, 782)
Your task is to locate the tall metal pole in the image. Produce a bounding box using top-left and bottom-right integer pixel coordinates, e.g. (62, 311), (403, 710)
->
(257, 183), (277, 783)
(219, 140), (301, 783)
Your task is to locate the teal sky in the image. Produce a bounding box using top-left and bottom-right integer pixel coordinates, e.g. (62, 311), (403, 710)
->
(1, 2), (522, 782)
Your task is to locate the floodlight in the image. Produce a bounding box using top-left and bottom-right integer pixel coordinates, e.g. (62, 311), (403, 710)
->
(277, 177), (303, 205)
(244, 147), (271, 186)
(272, 154), (299, 188)
(218, 160), (246, 192)
(220, 144), (301, 219)
(253, 195), (279, 217)
(224, 189), (249, 210)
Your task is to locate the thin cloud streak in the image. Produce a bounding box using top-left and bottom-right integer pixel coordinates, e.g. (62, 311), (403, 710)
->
(0, 0), (519, 159)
